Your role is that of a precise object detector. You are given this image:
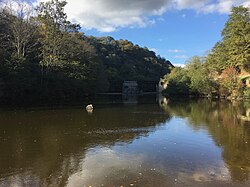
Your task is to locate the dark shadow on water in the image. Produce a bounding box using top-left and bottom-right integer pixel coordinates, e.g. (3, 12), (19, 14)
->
(0, 97), (250, 186)
(0, 98), (170, 186)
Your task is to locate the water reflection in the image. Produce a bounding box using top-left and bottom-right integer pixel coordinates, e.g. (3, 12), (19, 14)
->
(160, 98), (250, 182)
(157, 94), (169, 108)
(238, 107), (250, 122)
(0, 104), (170, 186)
(0, 99), (250, 186)
(122, 94), (138, 105)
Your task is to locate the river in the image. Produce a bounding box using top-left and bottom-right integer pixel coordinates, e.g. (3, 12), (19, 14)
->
(0, 97), (250, 186)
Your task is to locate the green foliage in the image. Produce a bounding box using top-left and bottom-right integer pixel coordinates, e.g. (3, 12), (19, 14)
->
(163, 67), (190, 95)
(206, 42), (229, 72)
(186, 56), (218, 95)
(87, 37), (173, 92)
(222, 6), (250, 69)
(0, 0), (172, 103)
(164, 56), (218, 96)
(164, 6), (250, 99)
(207, 6), (250, 70)
(206, 6), (250, 98)
(36, 0), (80, 69)
(243, 88), (250, 99)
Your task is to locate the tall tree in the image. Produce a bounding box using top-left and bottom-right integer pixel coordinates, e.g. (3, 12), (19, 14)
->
(0, 0), (38, 64)
(221, 6), (250, 69)
(35, 0), (80, 73)
(206, 42), (229, 72)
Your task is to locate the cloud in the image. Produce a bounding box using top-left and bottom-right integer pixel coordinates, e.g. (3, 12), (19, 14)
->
(149, 48), (158, 53)
(173, 0), (210, 9)
(37, 0), (172, 32)
(173, 63), (186, 67)
(174, 55), (188, 59)
(67, 147), (148, 186)
(199, 0), (236, 14)
(0, 0), (34, 17)
(174, 0), (250, 14)
(168, 49), (185, 53)
(33, 0), (250, 32)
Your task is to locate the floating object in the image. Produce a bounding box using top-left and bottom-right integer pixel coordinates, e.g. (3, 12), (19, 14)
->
(86, 104), (93, 113)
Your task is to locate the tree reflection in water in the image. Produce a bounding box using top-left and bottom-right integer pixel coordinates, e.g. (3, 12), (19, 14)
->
(0, 104), (170, 186)
(161, 98), (250, 182)
(0, 98), (249, 186)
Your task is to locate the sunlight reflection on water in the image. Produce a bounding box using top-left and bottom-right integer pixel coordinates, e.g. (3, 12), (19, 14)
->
(0, 98), (250, 186)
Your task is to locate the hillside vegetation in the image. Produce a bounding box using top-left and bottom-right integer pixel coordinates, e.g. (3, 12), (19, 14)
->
(163, 6), (250, 100)
(0, 0), (172, 103)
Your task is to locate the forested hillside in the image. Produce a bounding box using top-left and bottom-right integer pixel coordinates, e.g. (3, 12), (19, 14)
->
(86, 36), (172, 92)
(163, 6), (250, 100)
(0, 0), (173, 103)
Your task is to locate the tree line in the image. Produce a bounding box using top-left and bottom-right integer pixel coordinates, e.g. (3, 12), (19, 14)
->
(0, 0), (173, 103)
(163, 6), (250, 100)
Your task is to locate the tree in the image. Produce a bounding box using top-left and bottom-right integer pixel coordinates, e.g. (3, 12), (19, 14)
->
(207, 6), (250, 72)
(87, 36), (173, 92)
(221, 6), (250, 69)
(0, 0), (38, 64)
(219, 68), (243, 97)
(163, 67), (191, 95)
(0, 1), (41, 100)
(163, 56), (218, 96)
(0, 0), (173, 102)
(186, 56), (217, 96)
(206, 42), (229, 72)
(35, 0), (80, 73)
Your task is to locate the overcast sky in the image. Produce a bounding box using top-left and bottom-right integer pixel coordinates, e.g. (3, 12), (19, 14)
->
(32, 0), (250, 65)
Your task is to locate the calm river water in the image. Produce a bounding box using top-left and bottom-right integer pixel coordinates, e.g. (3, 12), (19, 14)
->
(0, 97), (250, 187)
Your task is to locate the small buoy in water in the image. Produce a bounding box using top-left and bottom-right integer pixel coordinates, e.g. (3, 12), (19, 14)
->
(86, 104), (93, 113)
